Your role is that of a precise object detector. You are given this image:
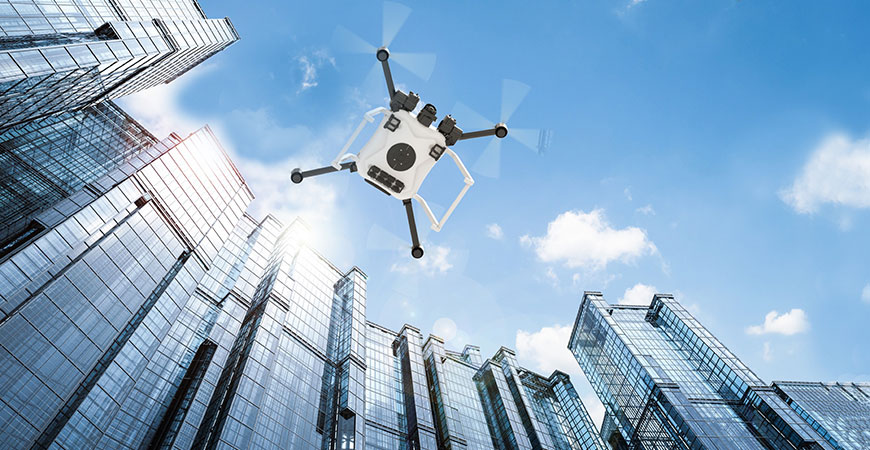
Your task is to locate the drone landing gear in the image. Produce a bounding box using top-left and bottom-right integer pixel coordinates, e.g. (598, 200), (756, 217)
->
(290, 162), (357, 184)
(403, 199), (424, 259)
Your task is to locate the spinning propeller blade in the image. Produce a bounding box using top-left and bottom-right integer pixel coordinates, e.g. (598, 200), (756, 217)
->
(510, 128), (548, 154)
(452, 101), (493, 130)
(333, 2), (436, 87)
(333, 25), (376, 54)
(382, 1), (411, 48)
(391, 52), (437, 81)
(452, 80), (550, 178)
(472, 139), (502, 179)
(500, 79), (531, 123)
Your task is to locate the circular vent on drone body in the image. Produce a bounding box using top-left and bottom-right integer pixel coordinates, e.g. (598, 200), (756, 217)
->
(386, 143), (416, 171)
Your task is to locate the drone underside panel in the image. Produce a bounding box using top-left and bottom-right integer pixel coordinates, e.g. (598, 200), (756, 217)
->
(356, 110), (447, 201)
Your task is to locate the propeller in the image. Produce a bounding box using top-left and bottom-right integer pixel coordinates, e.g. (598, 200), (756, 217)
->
(452, 79), (552, 178)
(333, 1), (437, 97)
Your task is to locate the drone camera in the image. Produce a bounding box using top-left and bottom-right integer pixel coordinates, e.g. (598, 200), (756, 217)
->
(417, 103), (437, 127)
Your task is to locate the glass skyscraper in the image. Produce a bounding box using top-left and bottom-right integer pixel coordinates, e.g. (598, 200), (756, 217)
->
(0, 0), (238, 131)
(0, 99), (157, 244)
(0, 101), (604, 449)
(772, 381), (870, 450)
(568, 292), (838, 450)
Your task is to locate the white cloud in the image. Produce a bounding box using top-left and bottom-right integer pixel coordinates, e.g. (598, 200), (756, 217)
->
(116, 63), (215, 139)
(623, 187), (632, 201)
(116, 61), (356, 265)
(746, 309), (810, 336)
(781, 134), (870, 214)
(234, 156), (338, 227)
(390, 243), (453, 275)
(523, 209), (657, 270)
(582, 393), (605, 430)
(618, 283), (657, 305)
(763, 342), (773, 362)
(516, 324), (605, 427)
(295, 50), (335, 93)
(636, 204), (655, 216)
(862, 284), (870, 304)
(486, 223), (504, 240)
(516, 324), (579, 377)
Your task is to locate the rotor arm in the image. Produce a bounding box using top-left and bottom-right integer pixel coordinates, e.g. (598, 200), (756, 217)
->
(457, 123), (509, 142)
(377, 47), (396, 99)
(290, 162), (356, 184)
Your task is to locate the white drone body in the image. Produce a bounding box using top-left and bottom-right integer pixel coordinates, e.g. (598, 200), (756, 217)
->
(291, 47), (507, 259)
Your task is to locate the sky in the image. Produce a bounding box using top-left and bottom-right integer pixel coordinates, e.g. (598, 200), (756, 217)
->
(117, 0), (870, 426)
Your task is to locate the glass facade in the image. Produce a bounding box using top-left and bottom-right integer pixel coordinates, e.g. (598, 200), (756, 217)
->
(0, 0), (238, 131)
(773, 381), (870, 450)
(420, 338), (605, 450)
(568, 292), (834, 450)
(0, 99), (603, 449)
(0, 99), (157, 243)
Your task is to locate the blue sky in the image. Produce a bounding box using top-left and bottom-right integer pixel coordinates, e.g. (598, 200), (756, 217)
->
(118, 0), (870, 424)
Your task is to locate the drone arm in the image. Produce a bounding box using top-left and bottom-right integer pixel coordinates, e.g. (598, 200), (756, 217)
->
(377, 48), (397, 98)
(413, 148), (474, 232)
(331, 107), (388, 169)
(457, 123), (508, 143)
(381, 59), (396, 98)
(458, 129), (496, 141)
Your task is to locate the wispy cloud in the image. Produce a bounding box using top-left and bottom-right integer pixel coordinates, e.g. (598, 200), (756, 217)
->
(390, 243), (453, 275)
(636, 204), (655, 216)
(763, 342), (773, 361)
(485, 223), (504, 240)
(746, 309), (810, 336)
(781, 134), (870, 214)
(862, 284), (870, 304)
(295, 49), (336, 93)
(521, 209), (657, 271)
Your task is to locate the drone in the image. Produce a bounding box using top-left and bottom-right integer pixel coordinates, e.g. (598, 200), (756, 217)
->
(291, 47), (508, 259)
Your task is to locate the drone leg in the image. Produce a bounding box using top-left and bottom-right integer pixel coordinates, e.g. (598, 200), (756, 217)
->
(290, 162), (357, 184)
(403, 199), (424, 259)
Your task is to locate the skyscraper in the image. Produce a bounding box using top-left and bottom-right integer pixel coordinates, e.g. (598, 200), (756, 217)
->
(568, 292), (834, 450)
(0, 100), (157, 244)
(772, 381), (870, 450)
(0, 106), (603, 449)
(0, 0), (238, 131)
